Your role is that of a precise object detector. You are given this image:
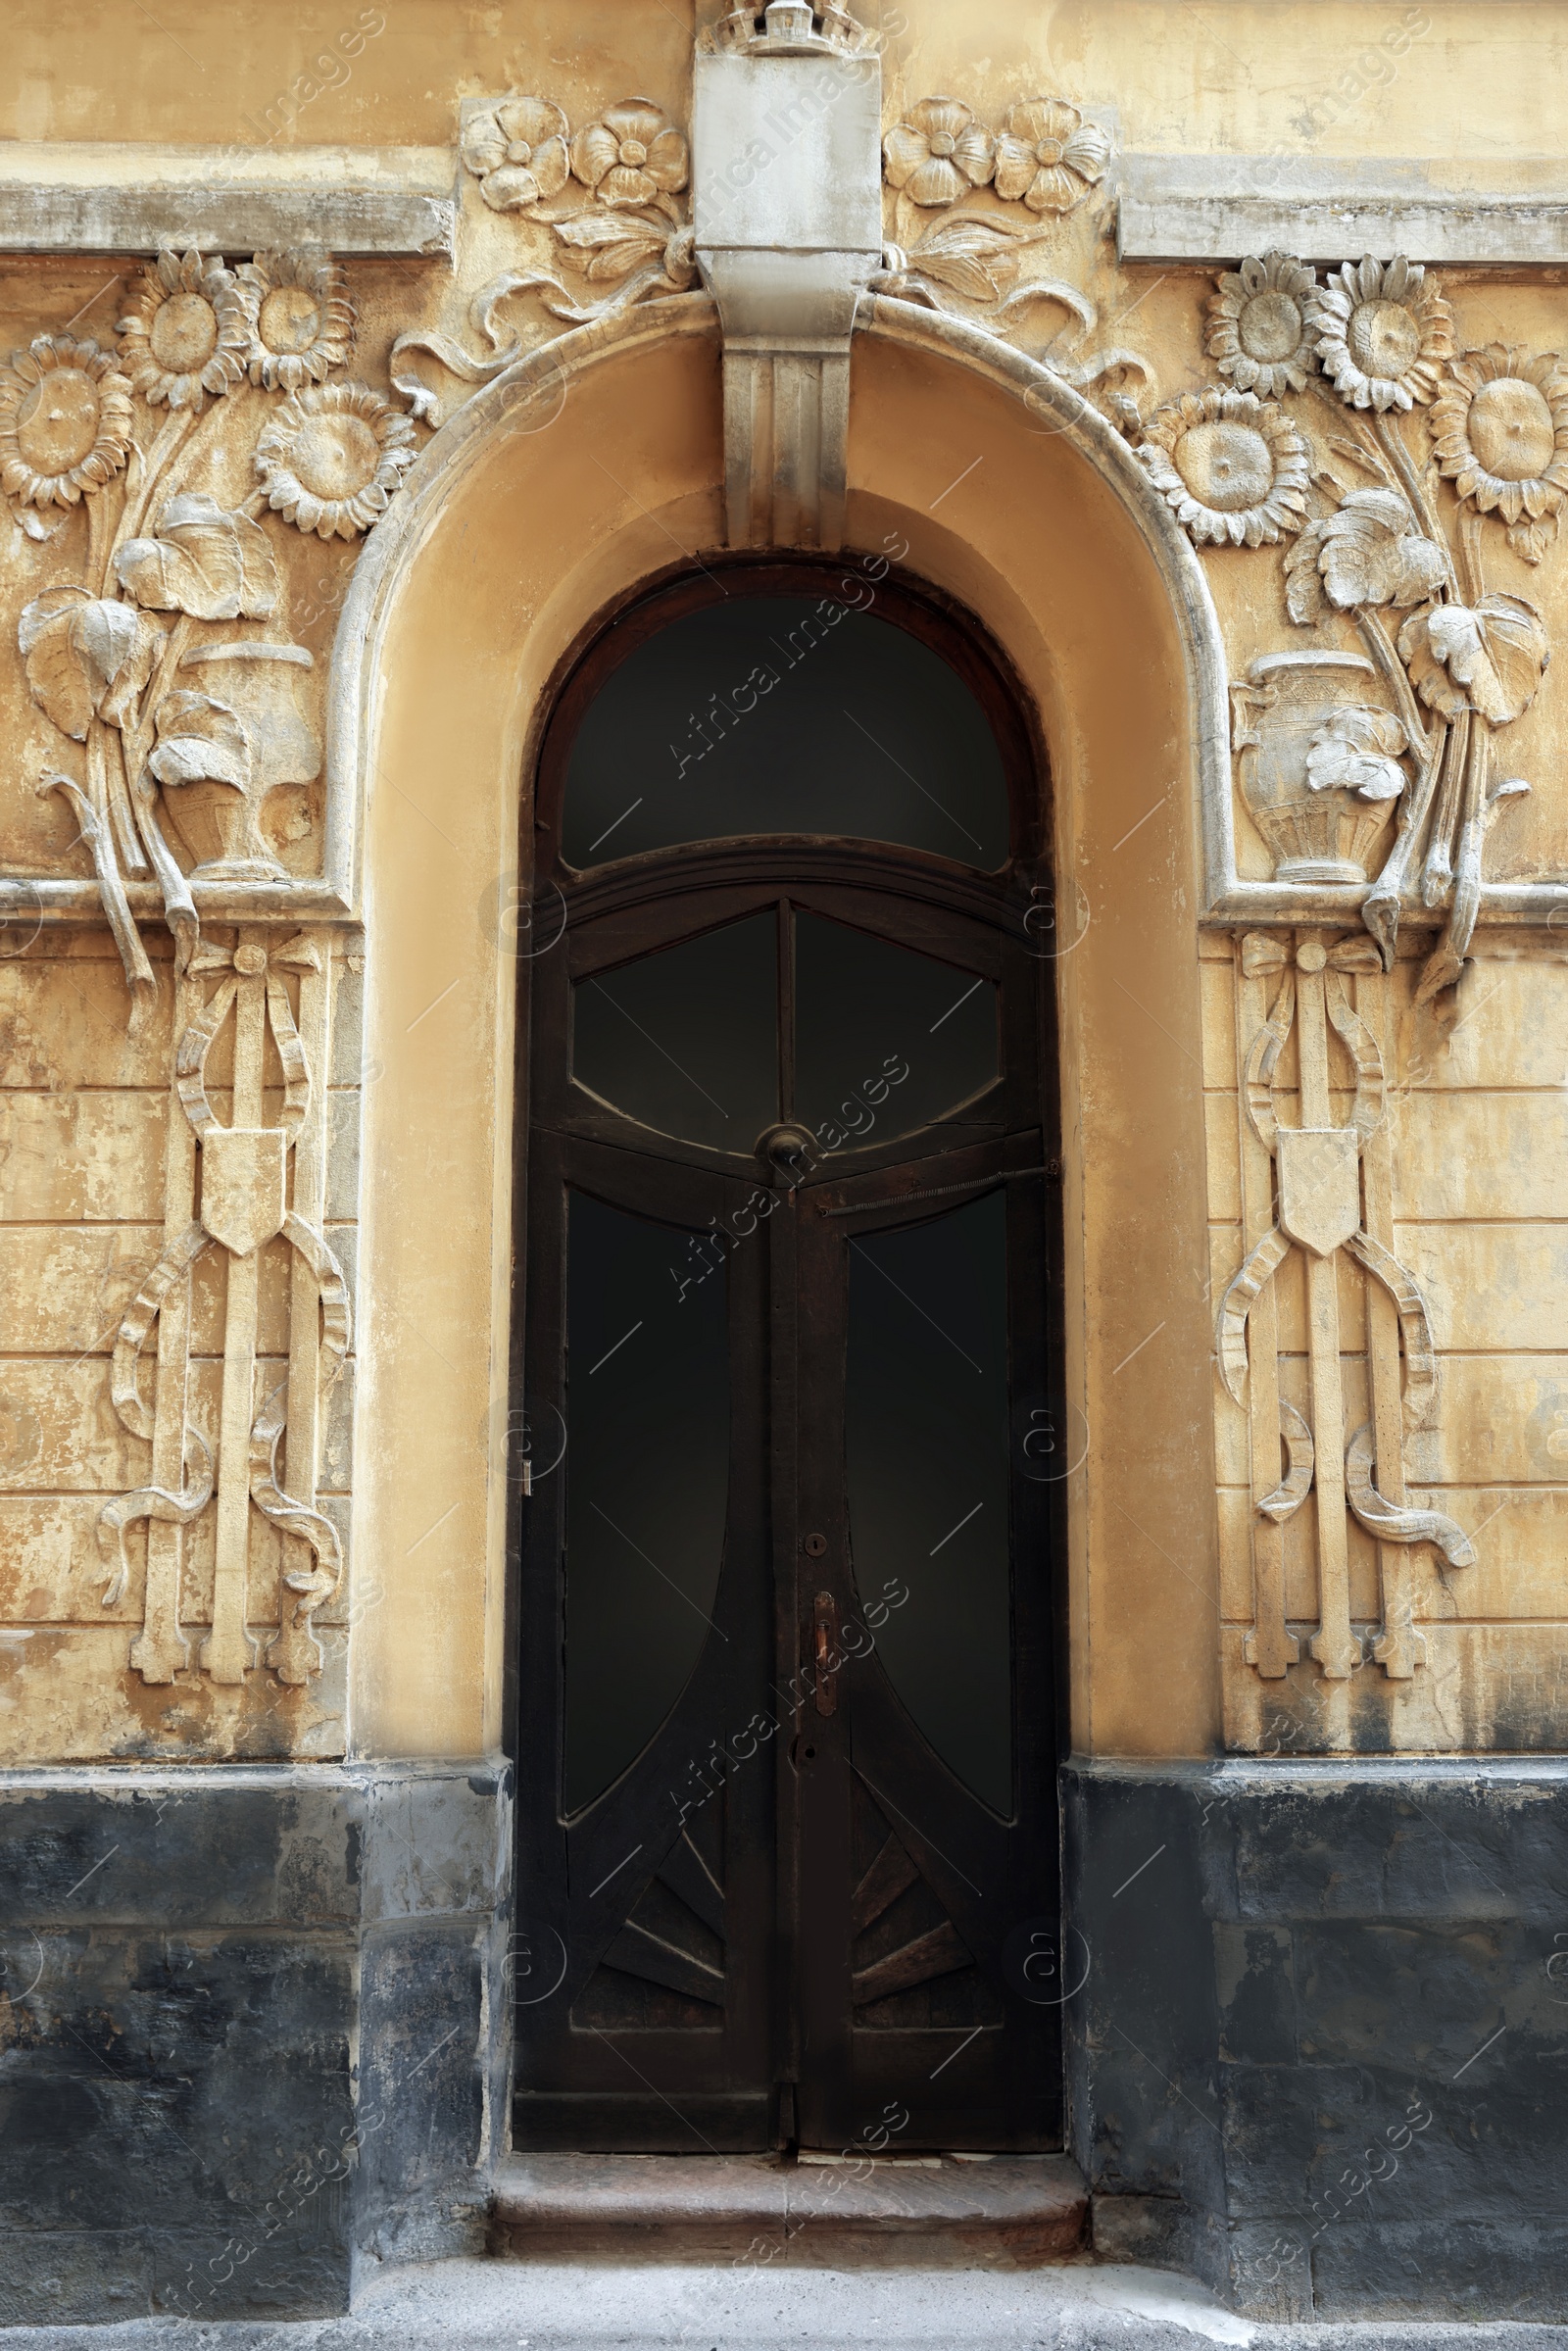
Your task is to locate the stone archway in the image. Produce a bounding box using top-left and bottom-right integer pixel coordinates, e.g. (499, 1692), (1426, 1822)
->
(337, 293), (1225, 1765)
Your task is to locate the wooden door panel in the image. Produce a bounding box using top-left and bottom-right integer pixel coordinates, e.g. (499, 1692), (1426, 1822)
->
(514, 1130), (776, 2149)
(791, 1145), (1060, 2151)
(516, 790), (1058, 2154)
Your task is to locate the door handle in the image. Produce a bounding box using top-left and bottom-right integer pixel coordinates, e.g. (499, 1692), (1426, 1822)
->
(812, 1590), (839, 1718)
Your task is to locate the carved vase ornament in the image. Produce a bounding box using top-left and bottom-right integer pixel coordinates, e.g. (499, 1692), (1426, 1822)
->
(163, 641), (319, 878)
(1231, 651), (1407, 884)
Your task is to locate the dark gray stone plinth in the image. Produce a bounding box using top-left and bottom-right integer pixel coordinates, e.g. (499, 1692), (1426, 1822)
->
(0, 1758), (512, 2326)
(1063, 1757), (1568, 2324)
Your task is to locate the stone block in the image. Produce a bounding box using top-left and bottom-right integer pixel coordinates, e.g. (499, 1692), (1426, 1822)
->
(0, 1762), (508, 2317)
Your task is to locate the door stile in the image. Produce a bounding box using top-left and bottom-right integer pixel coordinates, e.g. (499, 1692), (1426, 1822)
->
(768, 1178), (804, 2139)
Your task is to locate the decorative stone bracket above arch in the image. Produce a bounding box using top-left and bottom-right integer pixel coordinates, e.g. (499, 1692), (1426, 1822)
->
(692, 13), (883, 550)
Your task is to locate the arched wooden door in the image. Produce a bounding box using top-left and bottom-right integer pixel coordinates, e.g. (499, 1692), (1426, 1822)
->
(509, 562), (1063, 2153)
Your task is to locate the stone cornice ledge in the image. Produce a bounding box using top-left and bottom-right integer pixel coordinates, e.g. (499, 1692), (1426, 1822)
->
(1118, 153), (1568, 266)
(0, 142), (457, 256)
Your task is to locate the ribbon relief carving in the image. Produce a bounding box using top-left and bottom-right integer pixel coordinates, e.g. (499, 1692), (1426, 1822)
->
(103, 928), (350, 1689)
(1218, 929), (1474, 1684)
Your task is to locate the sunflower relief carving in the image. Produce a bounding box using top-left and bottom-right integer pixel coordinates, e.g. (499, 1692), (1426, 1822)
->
(3, 245), (424, 1021)
(1159, 247), (1566, 1004)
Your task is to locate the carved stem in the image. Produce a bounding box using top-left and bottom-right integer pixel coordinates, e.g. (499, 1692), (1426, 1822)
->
(38, 773), (157, 1025)
(1357, 964), (1424, 1679)
(1455, 501), (1486, 609)
(201, 942), (266, 1685)
(1362, 717), (1448, 968)
(1416, 723), (1490, 1006)
(1355, 606), (1429, 757)
(1298, 941), (1360, 1680)
(105, 409), (197, 593)
(1420, 708), (1471, 907)
(91, 715), (145, 876)
(1372, 410), (1448, 574)
(122, 614), (201, 965)
(131, 959), (199, 1683)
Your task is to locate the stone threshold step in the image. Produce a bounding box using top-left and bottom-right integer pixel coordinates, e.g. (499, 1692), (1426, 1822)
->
(490, 2151), (1088, 2267)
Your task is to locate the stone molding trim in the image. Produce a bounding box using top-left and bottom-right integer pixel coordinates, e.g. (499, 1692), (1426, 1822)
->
(0, 144), (458, 259)
(1118, 152), (1568, 269)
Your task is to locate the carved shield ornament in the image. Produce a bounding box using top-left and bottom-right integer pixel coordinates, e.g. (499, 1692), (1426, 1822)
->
(199, 1126), (288, 1257)
(1276, 1125), (1361, 1258)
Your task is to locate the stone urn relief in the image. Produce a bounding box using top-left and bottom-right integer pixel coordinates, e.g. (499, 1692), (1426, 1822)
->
(150, 640), (319, 882)
(1231, 650), (1410, 885)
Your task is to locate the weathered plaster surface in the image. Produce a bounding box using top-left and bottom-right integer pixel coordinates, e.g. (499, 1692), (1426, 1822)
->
(0, 0), (1565, 1769)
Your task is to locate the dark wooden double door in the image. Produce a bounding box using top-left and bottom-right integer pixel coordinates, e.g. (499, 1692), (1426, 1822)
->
(513, 870), (1061, 2153)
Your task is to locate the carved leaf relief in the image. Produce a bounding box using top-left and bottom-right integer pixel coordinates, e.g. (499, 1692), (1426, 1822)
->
(551, 210), (670, 282)
(148, 688), (252, 791)
(115, 490), (280, 621)
(19, 587), (163, 741)
(1397, 594), (1551, 727)
(1304, 706), (1409, 803)
(1284, 487), (1447, 622)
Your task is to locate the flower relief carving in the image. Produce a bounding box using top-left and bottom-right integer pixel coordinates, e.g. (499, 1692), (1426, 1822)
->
(394, 87), (698, 415)
(413, 50), (1144, 437)
(865, 90), (1147, 435)
(1150, 246), (1557, 1004)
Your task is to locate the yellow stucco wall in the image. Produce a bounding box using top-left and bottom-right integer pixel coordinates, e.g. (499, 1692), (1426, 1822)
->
(2, 0), (1566, 1768)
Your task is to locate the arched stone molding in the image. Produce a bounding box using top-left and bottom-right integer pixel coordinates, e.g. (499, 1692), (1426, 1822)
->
(339, 295), (1227, 1763)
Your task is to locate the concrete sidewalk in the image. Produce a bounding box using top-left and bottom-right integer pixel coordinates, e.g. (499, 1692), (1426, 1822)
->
(1, 2261), (1565, 2351)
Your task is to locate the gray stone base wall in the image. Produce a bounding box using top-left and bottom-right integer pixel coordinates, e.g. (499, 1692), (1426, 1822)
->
(1063, 1756), (1568, 2324)
(0, 1759), (512, 2327)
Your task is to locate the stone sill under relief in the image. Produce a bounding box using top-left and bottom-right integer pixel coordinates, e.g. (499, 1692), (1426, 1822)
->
(0, 142), (458, 256)
(0, 877), (358, 926)
(1118, 153), (1568, 266)
(1200, 879), (1568, 929)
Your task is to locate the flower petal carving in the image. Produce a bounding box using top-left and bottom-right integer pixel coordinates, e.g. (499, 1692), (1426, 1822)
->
(992, 98), (1109, 213)
(115, 491), (280, 621)
(0, 335), (133, 509)
(1307, 254), (1453, 412)
(1397, 593), (1551, 728)
(1428, 343), (1568, 560)
(570, 99), (688, 207)
(462, 94), (570, 211)
(882, 97), (996, 208)
(1137, 387), (1309, 547)
(1205, 251), (1318, 397)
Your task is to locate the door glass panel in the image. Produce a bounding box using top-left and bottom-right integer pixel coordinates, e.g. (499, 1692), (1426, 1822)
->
(795, 912), (998, 1152)
(562, 598), (1009, 869)
(564, 1191), (729, 1815)
(572, 912), (779, 1157)
(845, 1192), (1011, 1814)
